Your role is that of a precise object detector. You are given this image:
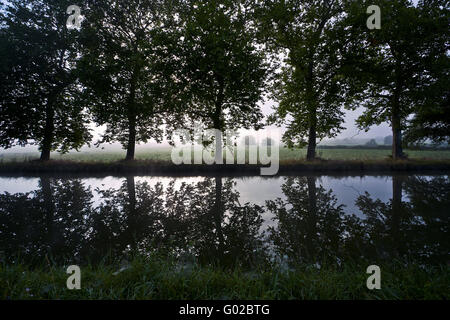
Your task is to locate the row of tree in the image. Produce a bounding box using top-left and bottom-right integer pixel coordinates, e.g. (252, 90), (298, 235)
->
(0, 0), (448, 161)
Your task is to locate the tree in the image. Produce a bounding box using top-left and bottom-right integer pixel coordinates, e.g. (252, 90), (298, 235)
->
(0, 0), (92, 160)
(404, 1), (449, 145)
(384, 135), (393, 145)
(176, 0), (268, 163)
(78, 0), (180, 160)
(365, 138), (377, 147)
(259, 0), (363, 160)
(352, 0), (449, 159)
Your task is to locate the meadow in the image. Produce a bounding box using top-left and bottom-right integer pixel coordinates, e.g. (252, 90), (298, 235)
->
(2, 147), (450, 163)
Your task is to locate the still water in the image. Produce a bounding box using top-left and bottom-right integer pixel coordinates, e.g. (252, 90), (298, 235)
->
(0, 174), (448, 267)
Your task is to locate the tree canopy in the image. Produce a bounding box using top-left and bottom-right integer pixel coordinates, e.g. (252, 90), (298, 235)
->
(78, 0), (181, 160)
(352, 0), (449, 158)
(0, 0), (92, 160)
(259, 0), (364, 160)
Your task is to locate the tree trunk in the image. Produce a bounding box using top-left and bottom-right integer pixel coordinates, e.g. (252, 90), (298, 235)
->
(391, 61), (405, 160)
(213, 77), (224, 165)
(215, 130), (223, 165)
(125, 115), (136, 161)
(306, 176), (317, 259)
(214, 176), (225, 258)
(306, 60), (317, 162)
(392, 114), (404, 160)
(212, 113), (223, 165)
(126, 60), (139, 161)
(125, 175), (137, 249)
(391, 175), (404, 257)
(40, 176), (55, 248)
(40, 103), (55, 161)
(306, 123), (317, 161)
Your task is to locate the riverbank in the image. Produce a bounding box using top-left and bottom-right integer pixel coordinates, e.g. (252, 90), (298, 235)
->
(1, 255), (448, 300)
(0, 159), (450, 177)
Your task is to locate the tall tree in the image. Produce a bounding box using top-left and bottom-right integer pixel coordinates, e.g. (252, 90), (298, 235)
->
(259, 0), (362, 160)
(404, 1), (450, 145)
(352, 0), (449, 158)
(176, 0), (268, 163)
(0, 0), (92, 160)
(78, 0), (180, 160)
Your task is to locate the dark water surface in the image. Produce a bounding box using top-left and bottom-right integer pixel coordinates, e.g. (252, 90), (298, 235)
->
(0, 174), (448, 268)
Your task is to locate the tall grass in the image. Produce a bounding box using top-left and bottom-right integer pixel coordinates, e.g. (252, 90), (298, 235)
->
(2, 148), (450, 164)
(1, 254), (448, 300)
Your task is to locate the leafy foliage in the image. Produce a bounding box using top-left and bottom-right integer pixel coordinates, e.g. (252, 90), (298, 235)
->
(0, 0), (92, 159)
(351, 0), (449, 155)
(175, 0), (268, 131)
(259, 0), (363, 159)
(78, 0), (181, 159)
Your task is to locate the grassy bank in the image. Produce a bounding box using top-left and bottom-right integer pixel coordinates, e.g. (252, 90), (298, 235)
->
(2, 147), (450, 163)
(1, 255), (448, 300)
(0, 158), (450, 176)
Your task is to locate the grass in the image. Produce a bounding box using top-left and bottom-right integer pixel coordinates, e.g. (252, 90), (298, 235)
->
(1, 254), (448, 300)
(1, 147), (450, 176)
(2, 147), (450, 164)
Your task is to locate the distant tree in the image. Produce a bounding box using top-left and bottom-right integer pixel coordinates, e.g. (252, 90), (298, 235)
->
(365, 139), (378, 147)
(384, 135), (393, 146)
(176, 0), (268, 163)
(78, 0), (180, 160)
(0, 0), (92, 160)
(258, 0), (363, 160)
(351, 0), (449, 159)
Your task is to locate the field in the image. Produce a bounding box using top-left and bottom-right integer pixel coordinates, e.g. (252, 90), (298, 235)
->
(2, 147), (450, 163)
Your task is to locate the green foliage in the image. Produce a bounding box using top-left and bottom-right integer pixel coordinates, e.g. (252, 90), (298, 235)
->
(0, 0), (92, 159)
(78, 0), (181, 159)
(350, 0), (449, 153)
(259, 0), (362, 157)
(175, 0), (268, 131)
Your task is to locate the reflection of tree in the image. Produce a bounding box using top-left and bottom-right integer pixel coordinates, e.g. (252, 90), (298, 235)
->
(353, 176), (409, 260)
(266, 176), (346, 264)
(354, 175), (449, 264)
(87, 176), (166, 260)
(0, 177), (93, 264)
(0, 176), (265, 266)
(163, 177), (266, 267)
(1, 175), (448, 267)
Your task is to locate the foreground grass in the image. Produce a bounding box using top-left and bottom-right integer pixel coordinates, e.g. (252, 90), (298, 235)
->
(2, 147), (450, 163)
(1, 255), (448, 300)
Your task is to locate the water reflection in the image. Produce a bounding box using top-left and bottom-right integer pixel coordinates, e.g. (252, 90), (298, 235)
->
(0, 175), (448, 267)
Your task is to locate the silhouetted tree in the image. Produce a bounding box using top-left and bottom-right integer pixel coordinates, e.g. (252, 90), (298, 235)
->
(176, 0), (268, 163)
(352, 0), (449, 159)
(259, 0), (363, 160)
(0, 0), (92, 160)
(78, 0), (180, 160)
